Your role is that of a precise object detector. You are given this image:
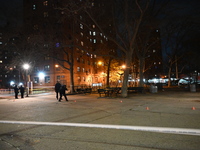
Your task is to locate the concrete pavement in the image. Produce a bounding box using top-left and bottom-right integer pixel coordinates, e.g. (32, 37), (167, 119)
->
(0, 89), (200, 150)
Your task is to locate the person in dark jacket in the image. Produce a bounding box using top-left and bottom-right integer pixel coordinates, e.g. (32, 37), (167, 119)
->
(59, 85), (68, 102)
(55, 81), (61, 100)
(14, 85), (19, 99)
(19, 85), (25, 98)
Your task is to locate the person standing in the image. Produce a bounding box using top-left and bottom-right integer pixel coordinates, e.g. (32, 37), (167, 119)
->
(19, 85), (25, 98)
(55, 81), (61, 100)
(59, 85), (68, 102)
(13, 85), (19, 99)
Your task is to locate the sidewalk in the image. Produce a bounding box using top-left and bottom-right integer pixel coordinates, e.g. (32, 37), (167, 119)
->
(1, 86), (200, 101)
(0, 92), (54, 100)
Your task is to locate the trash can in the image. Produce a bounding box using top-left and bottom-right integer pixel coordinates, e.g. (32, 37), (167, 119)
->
(150, 85), (158, 93)
(190, 84), (196, 92)
(156, 83), (163, 91)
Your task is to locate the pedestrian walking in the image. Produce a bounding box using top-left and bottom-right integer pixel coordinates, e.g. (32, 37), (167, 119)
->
(19, 85), (25, 98)
(13, 85), (19, 99)
(55, 81), (61, 100)
(59, 85), (68, 102)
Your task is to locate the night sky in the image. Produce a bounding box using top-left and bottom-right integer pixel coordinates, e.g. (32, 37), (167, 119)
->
(0, 0), (23, 28)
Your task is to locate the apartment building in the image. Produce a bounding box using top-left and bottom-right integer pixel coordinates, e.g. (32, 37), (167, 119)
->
(24, 0), (110, 88)
(0, 0), (163, 88)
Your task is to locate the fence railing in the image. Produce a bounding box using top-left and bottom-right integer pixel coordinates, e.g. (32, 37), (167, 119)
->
(0, 88), (54, 95)
(0, 89), (14, 94)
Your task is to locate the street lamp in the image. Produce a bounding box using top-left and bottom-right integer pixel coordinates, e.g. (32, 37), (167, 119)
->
(38, 72), (45, 85)
(23, 63), (30, 70)
(23, 63), (30, 97)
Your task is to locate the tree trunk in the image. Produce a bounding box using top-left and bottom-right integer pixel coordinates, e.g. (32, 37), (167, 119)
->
(168, 67), (171, 87)
(106, 58), (112, 87)
(69, 64), (75, 93)
(138, 57), (145, 87)
(121, 53), (132, 97)
(69, 45), (75, 93)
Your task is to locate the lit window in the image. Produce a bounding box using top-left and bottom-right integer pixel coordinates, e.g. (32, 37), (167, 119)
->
(81, 41), (84, 46)
(154, 62), (156, 65)
(78, 76), (81, 82)
(82, 68), (85, 72)
(43, 1), (48, 6)
(33, 5), (36, 10)
(0, 60), (2, 63)
(92, 24), (95, 28)
(34, 77), (39, 83)
(44, 12), (48, 17)
(91, 54), (93, 58)
(80, 24), (83, 29)
(153, 49), (156, 53)
(77, 67), (80, 72)
(44, 65), (50, 71)
(80, 32), (83, 36)
(93, 39), (96, 43)
(44, 44), (48, 48)
(93, 32), (96, 36)
(0, 42), (2, 44)
(57, 76), (60, 80)
(5, 56), (7, 59)
(45, 76), (50, 83)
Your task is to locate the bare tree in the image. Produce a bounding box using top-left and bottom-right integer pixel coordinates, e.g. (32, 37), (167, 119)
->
(161, 20), (193, 86)
(56, 0), (170, 97)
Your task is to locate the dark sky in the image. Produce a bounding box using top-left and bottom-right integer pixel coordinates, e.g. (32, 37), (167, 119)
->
(0, 0), (199, 27)
(0, 0), (23, 28)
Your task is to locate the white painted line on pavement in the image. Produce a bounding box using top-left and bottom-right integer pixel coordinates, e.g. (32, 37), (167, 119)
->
(0, 120), (200, 136)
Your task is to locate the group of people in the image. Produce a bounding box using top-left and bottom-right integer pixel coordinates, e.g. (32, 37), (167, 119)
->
(13, 81), (68, 101)
(55, 81), (68, 102)
(13, 85), (25, 99)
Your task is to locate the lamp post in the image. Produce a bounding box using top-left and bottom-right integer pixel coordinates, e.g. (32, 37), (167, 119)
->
(38, 72), (45, 85)
(23, 63), (30, 97)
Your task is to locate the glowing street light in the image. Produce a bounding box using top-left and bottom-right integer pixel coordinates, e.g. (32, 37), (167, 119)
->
(38, 72), (45, 78)
(23, 63), (30, 70)
(23, 63), (30, 97)
(98, 61), (103, 65)
(121, 65), (126, 69)
(38, 72), (45, 85)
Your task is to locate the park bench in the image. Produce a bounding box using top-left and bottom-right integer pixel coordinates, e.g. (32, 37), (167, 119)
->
(84, 88), (92, 94)
(127, 87), (144, 93)
(97, 89), (106, 97)
(98, 88), (121, 98)
(76, 88), (92, 94)
(112, 87), (121, 97)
